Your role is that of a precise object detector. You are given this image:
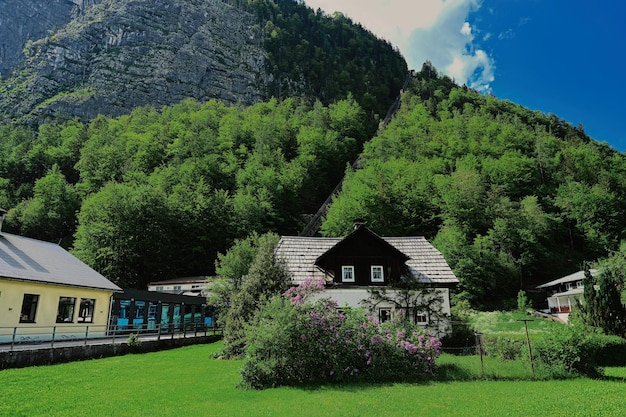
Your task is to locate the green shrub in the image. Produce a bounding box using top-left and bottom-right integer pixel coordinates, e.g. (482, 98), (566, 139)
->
(441, 322), (476, 355)
(126, 333), (142, 352)
(240, 279), (442, 389)
(530, 324), (601, 378)
(586, 334), (626, 367)
(482, 335), (525, 361)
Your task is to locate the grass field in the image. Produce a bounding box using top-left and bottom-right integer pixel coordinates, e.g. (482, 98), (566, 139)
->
(1, 341), (625, 417)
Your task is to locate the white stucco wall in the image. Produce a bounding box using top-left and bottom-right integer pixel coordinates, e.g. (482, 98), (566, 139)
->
(309, 286), (452, 337)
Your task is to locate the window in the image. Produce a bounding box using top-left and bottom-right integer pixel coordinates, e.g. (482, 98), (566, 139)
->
(155, 286), (164, 291)
(77, 298), (96, 323)
(371, 265), (384, 283)
(341, 265), (355, 283)
(56, 297), (76, 323)
(379, 308), (392, 323)
(174, 285), (182, 291)
(576, 280), (584, 288)
(20, 294), (39, 323)
(415, 312), (428, 325)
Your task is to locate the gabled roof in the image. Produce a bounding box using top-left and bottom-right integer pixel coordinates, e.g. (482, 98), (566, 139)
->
(0, 232), (122, 292)
(315, 225), (410, 266)
(536, 269), (596, 289)
(275, 236), (338, 284)
(383, 237), (458, 285)
(275, 232), (458, 286)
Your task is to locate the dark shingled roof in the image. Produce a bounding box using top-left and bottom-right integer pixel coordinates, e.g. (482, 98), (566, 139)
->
(0, 232), (122, 292)
(275, 235), (458, 286)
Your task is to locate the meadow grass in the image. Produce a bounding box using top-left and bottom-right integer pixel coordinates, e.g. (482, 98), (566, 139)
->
(0, 341), (625, 417)
(469, 310), (561, 339)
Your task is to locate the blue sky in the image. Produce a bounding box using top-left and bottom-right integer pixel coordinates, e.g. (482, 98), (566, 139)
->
(304, 0), (625, 151)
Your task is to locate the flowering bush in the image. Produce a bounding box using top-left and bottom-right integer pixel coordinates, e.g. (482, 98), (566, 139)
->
(240, 279), (442, 389)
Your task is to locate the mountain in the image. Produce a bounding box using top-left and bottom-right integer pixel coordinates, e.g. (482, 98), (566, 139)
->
(0, 1), (93, 76)
(0, 0), (407, 125)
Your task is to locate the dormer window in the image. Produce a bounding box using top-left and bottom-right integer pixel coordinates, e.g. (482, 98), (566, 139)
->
(341, 265), (355, 283)
(371, 265), (384, 283)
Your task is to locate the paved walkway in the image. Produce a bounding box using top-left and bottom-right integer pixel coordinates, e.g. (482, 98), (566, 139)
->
(0, 328), (222, 353)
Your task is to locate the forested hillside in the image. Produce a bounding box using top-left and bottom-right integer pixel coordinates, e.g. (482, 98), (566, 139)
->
(1, 0), (624, 310)
(321, 63), (626, 309)
(0, 97), (369, 288)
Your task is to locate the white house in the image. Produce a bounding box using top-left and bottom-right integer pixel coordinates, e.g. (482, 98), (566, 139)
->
(275, 224), (458, 336)
(536, 269), (594, 323)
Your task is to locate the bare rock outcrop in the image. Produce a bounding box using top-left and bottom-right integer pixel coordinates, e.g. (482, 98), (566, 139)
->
(0, 0), (268, 121)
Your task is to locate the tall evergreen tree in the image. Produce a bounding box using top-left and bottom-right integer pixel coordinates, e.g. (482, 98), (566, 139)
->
(580, 248), (626, 336)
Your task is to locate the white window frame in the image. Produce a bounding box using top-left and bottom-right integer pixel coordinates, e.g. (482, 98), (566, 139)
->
(341, 265), (355, 283)
(370, 265), (384, 283)
(415, 311), (428, 325)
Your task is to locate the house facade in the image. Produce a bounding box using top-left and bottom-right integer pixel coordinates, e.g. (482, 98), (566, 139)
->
(147, 276), (209, 297)
(275, 225), (458, 337)
(536, 269), (593, 323)
(0, 209), (122, 343)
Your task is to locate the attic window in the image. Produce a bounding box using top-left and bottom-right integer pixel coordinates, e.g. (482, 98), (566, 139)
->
(341, 265), (355, 283)
(371, 265), (384, 283)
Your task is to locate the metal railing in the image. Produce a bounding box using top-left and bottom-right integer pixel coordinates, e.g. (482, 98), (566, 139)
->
(0, 323), (222, 352)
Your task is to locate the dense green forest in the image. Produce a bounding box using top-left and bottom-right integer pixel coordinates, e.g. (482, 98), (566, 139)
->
(0, 97), (368, 288)
(1, 60), (625, 309)
(322, 63), (626, 309)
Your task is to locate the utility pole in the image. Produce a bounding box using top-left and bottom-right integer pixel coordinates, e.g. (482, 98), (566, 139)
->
(517, 319), (535, 377)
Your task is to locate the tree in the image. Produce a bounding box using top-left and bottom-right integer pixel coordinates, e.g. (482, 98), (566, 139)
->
(72, 181), (174, 288)
(221, 232), (291, 358)
(10, 165), (80, 246)
(211, 232), (261, 314)
(579, 246), (626, 336)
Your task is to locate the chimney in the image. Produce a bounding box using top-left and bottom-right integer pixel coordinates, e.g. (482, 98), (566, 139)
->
(0, 208), (6, 233)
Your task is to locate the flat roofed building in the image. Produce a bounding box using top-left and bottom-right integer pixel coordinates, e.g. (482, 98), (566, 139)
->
(147, 277), (209, 297)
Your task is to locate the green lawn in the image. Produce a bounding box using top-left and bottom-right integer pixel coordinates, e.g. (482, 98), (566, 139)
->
(469, 310), (562, 339)
(1, 341), (625, 417)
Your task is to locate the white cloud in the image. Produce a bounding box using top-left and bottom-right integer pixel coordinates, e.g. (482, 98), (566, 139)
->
(304, 0), (495, 92)
(460, 22), (472, 36)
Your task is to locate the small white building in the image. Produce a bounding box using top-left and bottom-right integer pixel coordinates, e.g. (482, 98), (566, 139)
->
(536, 269), (594, 323)
(147, 277), (209, 297)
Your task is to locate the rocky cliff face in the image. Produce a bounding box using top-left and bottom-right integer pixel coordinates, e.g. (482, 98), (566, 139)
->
(0, 0), (268, 122)
(0, 0), (97, 76)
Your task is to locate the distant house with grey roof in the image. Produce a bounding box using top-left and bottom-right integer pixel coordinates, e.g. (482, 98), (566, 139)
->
(537, 269), (594, 323)
(0, 208), (122, 343)
(275, 224), (458, 336)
